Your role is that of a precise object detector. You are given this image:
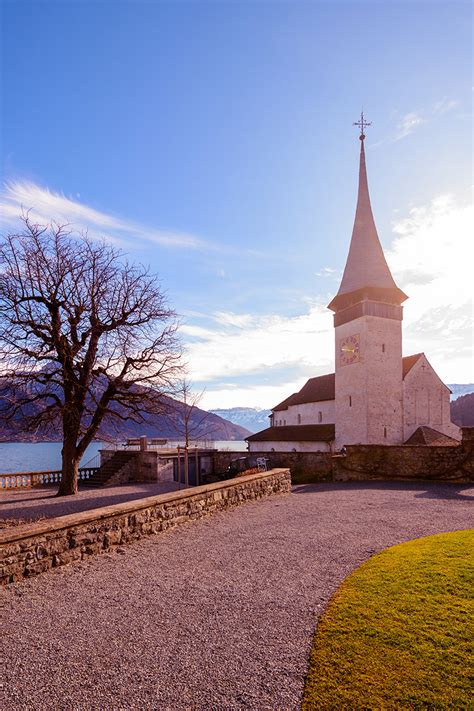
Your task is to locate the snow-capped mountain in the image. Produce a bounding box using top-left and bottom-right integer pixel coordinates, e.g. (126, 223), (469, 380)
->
(210, 407), (272, 434)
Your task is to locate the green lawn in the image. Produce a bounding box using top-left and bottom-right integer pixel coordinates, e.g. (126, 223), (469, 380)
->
(303, 530), (473, 709)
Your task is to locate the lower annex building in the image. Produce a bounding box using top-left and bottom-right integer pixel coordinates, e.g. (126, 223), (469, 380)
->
(247, 116), (460, 453)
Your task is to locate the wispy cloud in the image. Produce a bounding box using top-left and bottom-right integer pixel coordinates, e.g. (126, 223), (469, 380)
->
(315, 266), (338, 278)
(370, 98), (459, 148)
(212, 312), (255, 328)
(432, 98), (459, 115)
(394, 111), (427, 141)
(184, 303), (334, 408)
(388, 193), (473, 379)
(0, 179), (207, 250)
(188, 194), (473, 409)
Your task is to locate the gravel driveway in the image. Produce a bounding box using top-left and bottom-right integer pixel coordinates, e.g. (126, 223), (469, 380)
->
(1, 481), (473, 710)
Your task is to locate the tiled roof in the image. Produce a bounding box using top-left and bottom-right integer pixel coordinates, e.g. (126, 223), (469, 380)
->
(404, 426), (459, 446)
(271, 354), (431, 414)
(272, 393), (299, 412)
(402, 353), (423, 377)
(292, 373), (335, 405)
(272, 373), (335, 411)
(246, 424), (335, 443)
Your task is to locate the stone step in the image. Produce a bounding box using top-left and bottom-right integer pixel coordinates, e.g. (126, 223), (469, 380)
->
(79, 450), (140, 488)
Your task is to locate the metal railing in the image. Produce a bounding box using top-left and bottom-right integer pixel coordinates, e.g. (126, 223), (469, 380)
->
(121, 439), (216, 451)
(79, 452), (102, 469)
(0, 467), (99, 490)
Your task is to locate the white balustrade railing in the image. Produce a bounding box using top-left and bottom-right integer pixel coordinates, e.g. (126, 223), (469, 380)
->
(0, 467), (99, 490)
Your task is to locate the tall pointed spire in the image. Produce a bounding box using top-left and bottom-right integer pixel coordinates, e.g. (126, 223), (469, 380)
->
(328, 116), (407, 312)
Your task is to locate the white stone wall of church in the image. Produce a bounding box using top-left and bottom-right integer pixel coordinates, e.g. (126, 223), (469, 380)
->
(248, 440), (332, 453)
(335, 314), (404, 448)
(273, 400), (335, 426)
(403, 355), (461, 441)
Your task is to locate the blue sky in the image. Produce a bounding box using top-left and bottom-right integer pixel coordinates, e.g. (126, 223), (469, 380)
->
(1, 0), (472, 408)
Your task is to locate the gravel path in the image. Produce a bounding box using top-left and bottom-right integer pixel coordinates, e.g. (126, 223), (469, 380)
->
(1, 481), (473, 710)
(0, 482), (182, 525)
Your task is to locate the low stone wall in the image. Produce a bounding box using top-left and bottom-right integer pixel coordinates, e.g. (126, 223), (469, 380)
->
(214, 438), (473, 485)
(214, 451), (333, 484)
(332, 442), (474, 483)
(0, 469), (291, 585)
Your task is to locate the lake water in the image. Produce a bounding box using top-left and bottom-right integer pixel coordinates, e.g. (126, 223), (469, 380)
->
(0, 440), (248, 473)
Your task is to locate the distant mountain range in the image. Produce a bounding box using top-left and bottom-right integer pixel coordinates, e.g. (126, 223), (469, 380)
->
(0, 386), (251, 443)
(448, 384), (474, 400)
(3, 382), (471, 441)
(210, 408), (271, 434)
(212, 385), (474, 433)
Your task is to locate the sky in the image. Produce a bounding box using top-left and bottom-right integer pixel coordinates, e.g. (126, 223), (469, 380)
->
(1, 0), (472, 409)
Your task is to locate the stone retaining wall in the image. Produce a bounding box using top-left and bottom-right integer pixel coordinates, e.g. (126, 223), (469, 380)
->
(332, 442), (474, 483)
(0, 469), (291, 585)
(214, 451), (333, 483)
(216, 429), (474, 484)
(99, 450), (174, 485)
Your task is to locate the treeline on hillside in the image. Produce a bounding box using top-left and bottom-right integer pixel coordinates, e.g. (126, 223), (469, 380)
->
(451, 393), (474, 427)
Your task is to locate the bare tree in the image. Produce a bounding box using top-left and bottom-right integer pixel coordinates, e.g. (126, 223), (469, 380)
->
(0, 216), (182, 495)
(169, 378), (218, 485)
(176, 378), (208, 448)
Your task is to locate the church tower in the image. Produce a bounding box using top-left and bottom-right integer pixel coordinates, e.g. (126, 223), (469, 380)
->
(328, 114), (408, 448)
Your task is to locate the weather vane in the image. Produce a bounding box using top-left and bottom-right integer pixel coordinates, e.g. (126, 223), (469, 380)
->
(353, 111), (371, 140)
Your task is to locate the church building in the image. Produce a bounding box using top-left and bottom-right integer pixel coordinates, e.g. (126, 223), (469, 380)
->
(247, 116), (460, 453)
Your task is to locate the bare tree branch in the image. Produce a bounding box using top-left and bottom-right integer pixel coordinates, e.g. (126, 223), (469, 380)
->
(0, 217), (183, 495)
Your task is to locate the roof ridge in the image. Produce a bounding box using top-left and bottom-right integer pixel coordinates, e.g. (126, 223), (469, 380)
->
(247, 423), (335, 442)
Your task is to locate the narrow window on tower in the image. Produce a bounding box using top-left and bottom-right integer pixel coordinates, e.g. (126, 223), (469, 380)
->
(384, 426), (387, 438)
(349, 396), (352, 407)
(382, 343), (385, 353)
(297, 414), (302, 424)
(318, 411), (323, 423)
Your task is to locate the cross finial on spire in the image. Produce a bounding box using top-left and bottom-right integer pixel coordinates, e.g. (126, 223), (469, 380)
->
(353, 111), (371, 141)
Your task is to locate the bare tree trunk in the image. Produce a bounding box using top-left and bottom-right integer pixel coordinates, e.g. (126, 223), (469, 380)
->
(177, 445), (181, 488)
(184, 447), (189, 487)
(58, 436), (79, 496)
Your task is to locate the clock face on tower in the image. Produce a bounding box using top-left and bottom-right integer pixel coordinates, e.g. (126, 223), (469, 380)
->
(339, 334), (361, 366)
